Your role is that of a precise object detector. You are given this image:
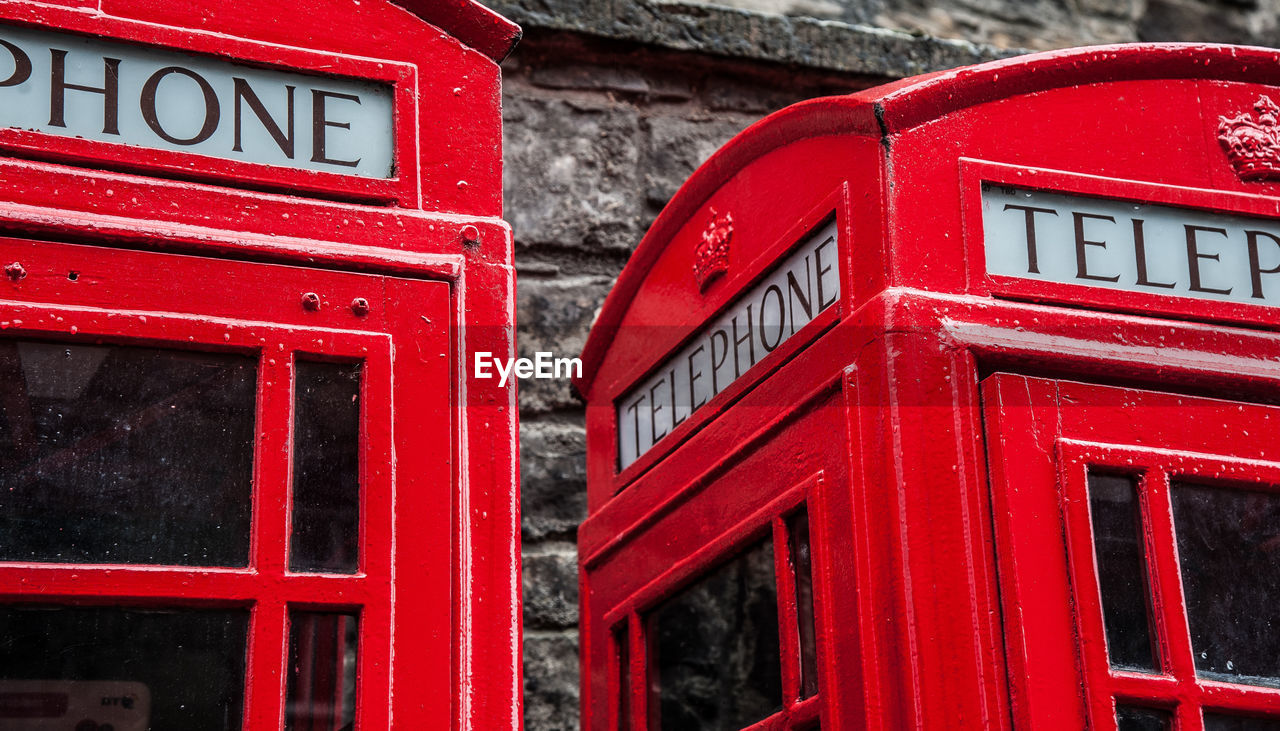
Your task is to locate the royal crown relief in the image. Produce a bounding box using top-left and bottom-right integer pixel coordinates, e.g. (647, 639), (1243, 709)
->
(694, 209), (734, 292)
(1219, 95), (1280, 181)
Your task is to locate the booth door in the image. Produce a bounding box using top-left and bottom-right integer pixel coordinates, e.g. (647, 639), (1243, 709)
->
(0, 235), (448, 730)
(984, 374), (1280, 731)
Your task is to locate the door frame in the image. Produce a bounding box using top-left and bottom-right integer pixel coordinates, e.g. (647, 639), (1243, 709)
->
(0, 233), (452, 729)
(839, 289), (1280, 730)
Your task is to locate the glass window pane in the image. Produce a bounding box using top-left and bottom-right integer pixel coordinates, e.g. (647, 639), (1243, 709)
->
(788, 509), (819, 699)
(1088, 473), (1158, 671)
(615, 624), (630, 731)
(290, 361), (361, 574)
(0, 340), (255, 566)
(0, 605), (248, 730)
(1116, 705), (1172, 731)
(648, 537), (781, 730)
(1204, 713), (1280, 730)
(1171, 482), (1280, 686)
(286, 611), (358, 731)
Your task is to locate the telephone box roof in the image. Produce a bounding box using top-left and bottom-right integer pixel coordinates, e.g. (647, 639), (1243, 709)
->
(574, 42), (1280, 395)
(392, 0), (521, 61)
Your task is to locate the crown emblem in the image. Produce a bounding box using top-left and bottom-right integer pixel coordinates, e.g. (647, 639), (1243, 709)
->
(694, 209), (733, 291)
(1218, 95), (1280, 181)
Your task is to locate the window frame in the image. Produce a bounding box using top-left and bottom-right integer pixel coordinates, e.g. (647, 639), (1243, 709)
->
(0, 264), (400, 729)
(1061, 441), (1280, 729)
(605, 473), (827, 731)
(984, 373), (1280, 731)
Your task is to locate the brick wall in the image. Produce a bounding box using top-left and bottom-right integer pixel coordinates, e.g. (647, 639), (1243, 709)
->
(479, 1), (1280, 727)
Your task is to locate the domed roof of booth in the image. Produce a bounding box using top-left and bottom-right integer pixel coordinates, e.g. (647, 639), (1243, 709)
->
(396, 0), (521, 61)
(573, 42), (1280, 396)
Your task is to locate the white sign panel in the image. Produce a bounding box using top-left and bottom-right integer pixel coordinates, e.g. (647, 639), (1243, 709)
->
(617, 220), (840, 470)
(0, 680), (150, 731)
(0, 24), (394, 177)
(984, 184), (1280, 306)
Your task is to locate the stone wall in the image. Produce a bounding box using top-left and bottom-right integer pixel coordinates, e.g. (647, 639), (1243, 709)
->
(491, 0), (1280, 51)
(479, 1), (1280, 728)
(876, 0), (1280, 51)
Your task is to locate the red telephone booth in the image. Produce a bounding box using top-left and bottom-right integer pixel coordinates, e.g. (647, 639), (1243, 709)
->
(0, 1), (521, 729)
(576, 44), (1280, 730)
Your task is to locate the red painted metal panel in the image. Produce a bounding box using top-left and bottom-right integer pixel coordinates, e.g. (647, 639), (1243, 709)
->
(0, 232), (465, 727)
(581, 37), (1280, 731)
(389, 0), (522, 62)
(0, 0), (509, 215)
(0, 0), (519, 726)
(0, 2), (418, 204)
(581, 322), (862, 728)
(578, 44), (1280, 399)
(986, 375), (1280, 727)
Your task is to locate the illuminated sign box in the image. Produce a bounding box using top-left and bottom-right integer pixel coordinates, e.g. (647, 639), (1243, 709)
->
(984, 184), (1280, 306)
(0, 24), (394, 178)
(616, 219), (840, 469)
